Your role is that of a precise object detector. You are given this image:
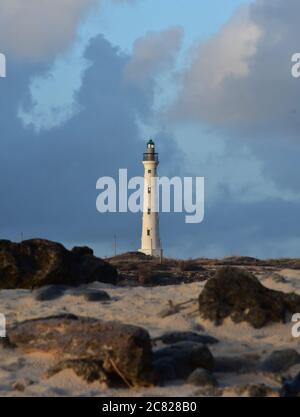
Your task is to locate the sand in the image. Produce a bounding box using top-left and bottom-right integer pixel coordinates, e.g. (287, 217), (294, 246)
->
(0, 268), (300, 397)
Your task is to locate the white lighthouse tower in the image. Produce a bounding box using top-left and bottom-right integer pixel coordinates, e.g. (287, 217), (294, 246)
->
(139, 140), (163, 257)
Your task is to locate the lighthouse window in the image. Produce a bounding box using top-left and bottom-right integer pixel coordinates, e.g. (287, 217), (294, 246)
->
(147, 229), (151, 236)
(148, 187), (151, 194)
(148, 170), (152, 174)
(147, 209), (151, 214)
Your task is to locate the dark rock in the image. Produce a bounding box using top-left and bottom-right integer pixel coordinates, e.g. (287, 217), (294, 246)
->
(0, 337), (16, 349)
(83, 290), (111, 302)
(199, 267), (300, 328)
(7, 315), (154, 387)
(187, 368), (218, 387)
(34, 285), (67, 301)
(281, 372), (300, 397)
(154, 341), (215, 379)
(152, 357), (177, 383)
(260, 349), (300, 373)
(214, 355), (258, 373)
(0, 239), (118, 289)
(71, 246), (94, 256)
(155, 331), (219, 346)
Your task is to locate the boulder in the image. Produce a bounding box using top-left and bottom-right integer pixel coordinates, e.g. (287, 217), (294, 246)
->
(7, 314), (154, 387)
(260, 349), (300, 373)
(199, 267), (300, 328)
(0, 239), (118, 289)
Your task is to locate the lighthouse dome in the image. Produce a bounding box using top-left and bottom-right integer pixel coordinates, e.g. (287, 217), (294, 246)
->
(147, 139), (155, 149)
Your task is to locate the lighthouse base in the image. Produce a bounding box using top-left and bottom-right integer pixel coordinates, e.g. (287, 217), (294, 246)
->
(138, 248), (163, 258)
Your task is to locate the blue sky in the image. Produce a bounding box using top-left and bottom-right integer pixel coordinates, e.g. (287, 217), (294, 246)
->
(1, 0), (300, 259)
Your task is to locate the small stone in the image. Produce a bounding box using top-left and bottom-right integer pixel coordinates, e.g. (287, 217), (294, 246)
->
(187, 368), (218, 387)
(34, 285), (66, 301)
(83, 290), (110, 302)
(12, 378), (34, 392)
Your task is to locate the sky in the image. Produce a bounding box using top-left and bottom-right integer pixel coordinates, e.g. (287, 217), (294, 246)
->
(0, 0), (300, 259)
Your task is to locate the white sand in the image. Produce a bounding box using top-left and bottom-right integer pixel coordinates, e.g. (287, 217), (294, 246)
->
(0, 268), (300, 397)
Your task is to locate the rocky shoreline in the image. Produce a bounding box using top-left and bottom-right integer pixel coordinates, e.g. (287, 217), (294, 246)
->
(1, 239), (300, 397)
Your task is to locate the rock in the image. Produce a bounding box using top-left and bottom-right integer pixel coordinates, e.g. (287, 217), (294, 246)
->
(0, 337), (15, 349)
(281, 372), (300, 397)
(260, 349), (300, 373)
(155, 331), (219, 346)
(195, 387), (223, 397)
(7, 314), (154, 387)
(46, 359), (111, 385)
(152, 358), (177, 383)
(12, 378), (34, 392)
(187, 369), (218, 387)
(199, 267), (300, 328)
(71, 246), (94, 256)
(214, 356), (258, 374)
(0, 239), (118, 289)
(34, 285), (67, 301)
(83, 290), (110, 302)
(153, 341), (215, 380)
(236, 384), (279, 397)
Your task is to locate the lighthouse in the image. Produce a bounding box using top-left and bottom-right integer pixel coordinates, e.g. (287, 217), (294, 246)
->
(139, 140), (163, 257)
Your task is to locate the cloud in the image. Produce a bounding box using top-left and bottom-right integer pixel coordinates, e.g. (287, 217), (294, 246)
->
(171, 0), (300, 193)
(0, 0), (98, 61)
(173, 0), (300, 135)
(0, 0), (134, 61)
(124, 27), (183, 88)
(173, 6), (262, 126)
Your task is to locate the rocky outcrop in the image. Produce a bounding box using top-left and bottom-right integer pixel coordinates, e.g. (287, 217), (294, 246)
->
(7, 315), (154, 387)
(0, 239), (118, 289)
(199, 267), (300, 328)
